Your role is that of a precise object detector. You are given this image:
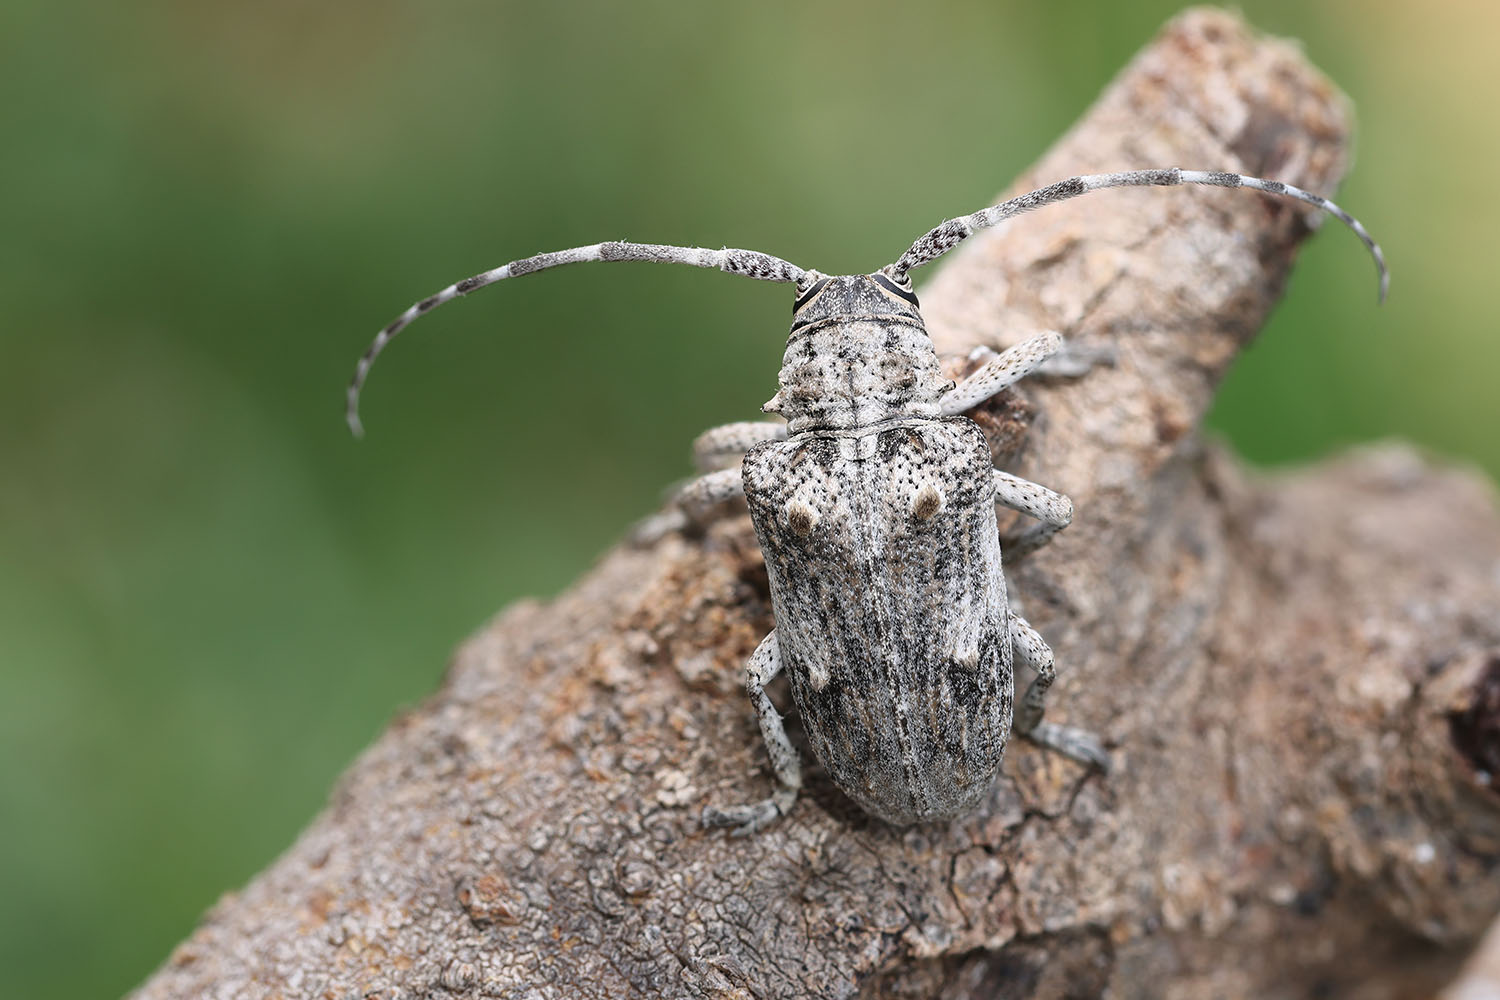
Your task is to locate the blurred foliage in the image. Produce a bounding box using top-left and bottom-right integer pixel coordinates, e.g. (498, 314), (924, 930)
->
(0, 1), (1493, 996)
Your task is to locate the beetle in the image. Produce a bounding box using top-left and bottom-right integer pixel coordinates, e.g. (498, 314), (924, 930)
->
(348, 169), (1386, 834)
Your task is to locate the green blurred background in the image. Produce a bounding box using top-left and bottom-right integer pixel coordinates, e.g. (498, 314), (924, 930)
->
(0, 0), (1493, 995)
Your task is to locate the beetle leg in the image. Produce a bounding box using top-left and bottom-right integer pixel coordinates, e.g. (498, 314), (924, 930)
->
(673, 466), (745, 508)
(942, 332), (1064, 414)
(632, 466), (746, 544)
(1010, 615), (1110, 771)
(944, 333), (1114, 416)
(1025, 340), (1116, 378)
(993, 469), (1074, 560)
(691, 420), (786, 472)
(703, 631), (803, 836)
(636, 423), (785, 543)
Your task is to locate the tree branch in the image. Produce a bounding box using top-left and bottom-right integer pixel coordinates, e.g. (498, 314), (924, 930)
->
(134, 9), (1500, 999)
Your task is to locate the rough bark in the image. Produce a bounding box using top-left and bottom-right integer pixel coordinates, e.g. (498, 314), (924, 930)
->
(134, 9), (1500, 1000)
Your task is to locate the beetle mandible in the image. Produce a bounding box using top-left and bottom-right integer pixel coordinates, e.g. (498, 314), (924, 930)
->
(347, 169), (1387, 834)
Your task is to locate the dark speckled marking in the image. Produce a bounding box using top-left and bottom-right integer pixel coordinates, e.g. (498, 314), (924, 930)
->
(508, 255), (545, 276)
(1024, 176), (1086, 205)
(1134, 168), (1180, 186)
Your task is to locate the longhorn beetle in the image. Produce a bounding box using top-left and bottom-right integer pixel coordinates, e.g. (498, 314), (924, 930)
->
(348, 169), (1386, 834)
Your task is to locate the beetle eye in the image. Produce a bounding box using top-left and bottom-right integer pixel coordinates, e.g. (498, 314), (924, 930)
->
(793, 276), (831, 313)
(871, 271), (920, 307)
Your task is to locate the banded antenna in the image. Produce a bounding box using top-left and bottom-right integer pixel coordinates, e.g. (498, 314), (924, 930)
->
(347, 241), (809, 437)
(889, 168), (1388, 302)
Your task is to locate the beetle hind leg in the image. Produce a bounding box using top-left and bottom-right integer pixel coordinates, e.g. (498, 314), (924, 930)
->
(702, 784), (798, 838)
(703, 631), (804, 836)
(1010, 615), (1111, 772)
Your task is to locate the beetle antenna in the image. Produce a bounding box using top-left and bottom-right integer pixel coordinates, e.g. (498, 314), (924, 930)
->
(347, 242), (808, 437)
(890, 169), (1387, 303)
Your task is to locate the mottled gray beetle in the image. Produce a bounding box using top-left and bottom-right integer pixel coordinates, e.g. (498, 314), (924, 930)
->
(348, 169), (1387, 835)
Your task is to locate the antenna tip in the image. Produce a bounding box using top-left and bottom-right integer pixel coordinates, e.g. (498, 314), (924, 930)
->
(346, 412), (366, 440)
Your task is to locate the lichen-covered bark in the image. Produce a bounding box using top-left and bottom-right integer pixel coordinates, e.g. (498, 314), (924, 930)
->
(133, 9), (1500, 999)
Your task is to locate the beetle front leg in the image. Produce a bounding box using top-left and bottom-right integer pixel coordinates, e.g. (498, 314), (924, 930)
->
(1010, 614), (1110, 771)
(703, 631), (803, 836)
(942, 332), (1065, 414)
(943, 334), (1114, 415)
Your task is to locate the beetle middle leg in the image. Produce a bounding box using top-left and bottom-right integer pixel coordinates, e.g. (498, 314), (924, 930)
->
(634, 422), (786, 544)
(703, 631), (803, 836)
(632, 464), (748, 544)
(692, 420), (786, 472)
(1010, 614), (1110, 771)
(993, 468), (1074, 560)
